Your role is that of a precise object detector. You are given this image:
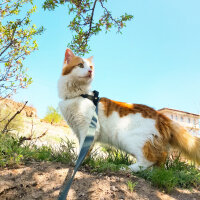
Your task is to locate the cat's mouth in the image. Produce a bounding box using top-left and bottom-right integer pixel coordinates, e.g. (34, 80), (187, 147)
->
(79, 74), (92, 79)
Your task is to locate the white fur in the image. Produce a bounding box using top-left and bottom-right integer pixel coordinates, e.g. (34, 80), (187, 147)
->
(58, 55), (157, 172)
(97, 104), (157, 171)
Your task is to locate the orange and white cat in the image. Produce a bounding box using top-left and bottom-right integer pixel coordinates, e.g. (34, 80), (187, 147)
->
(58, 48), (200, 172)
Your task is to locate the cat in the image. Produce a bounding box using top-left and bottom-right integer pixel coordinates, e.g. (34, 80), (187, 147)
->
(58, 48), (200, 172)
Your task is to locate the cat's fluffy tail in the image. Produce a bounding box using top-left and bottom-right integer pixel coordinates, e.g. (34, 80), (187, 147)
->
(169, 121), (200, 163)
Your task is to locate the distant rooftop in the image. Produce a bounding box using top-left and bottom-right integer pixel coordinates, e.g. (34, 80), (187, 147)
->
(158, 108), (200, 118)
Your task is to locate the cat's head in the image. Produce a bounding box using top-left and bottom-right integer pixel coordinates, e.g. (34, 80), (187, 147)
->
(58, 48), (94, 99)
(62, 48), (94, 83)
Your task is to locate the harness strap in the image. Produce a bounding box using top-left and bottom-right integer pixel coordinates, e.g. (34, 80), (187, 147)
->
(81, 90), (99, 107)
(58, 91), (99, 200)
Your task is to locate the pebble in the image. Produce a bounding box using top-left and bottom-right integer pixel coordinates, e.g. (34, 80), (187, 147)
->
(105, 176), (110, 181)
(110, 186), (118, 192)
(115, 177), (120, 182)
(79, 193), (85, 197)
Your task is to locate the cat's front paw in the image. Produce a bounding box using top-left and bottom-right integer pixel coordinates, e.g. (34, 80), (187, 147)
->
(119, 166), (132, 173)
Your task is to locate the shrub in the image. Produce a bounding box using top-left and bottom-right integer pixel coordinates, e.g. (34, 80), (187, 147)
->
(43, 106), (63, 124)
(0, 133), (77, 167)
(0, 133), (24, 167)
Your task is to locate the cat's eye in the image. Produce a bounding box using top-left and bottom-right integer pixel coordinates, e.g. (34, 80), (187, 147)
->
(78, 63), (84, 68)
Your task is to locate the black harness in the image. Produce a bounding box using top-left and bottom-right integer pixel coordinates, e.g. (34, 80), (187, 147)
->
(80, 90), (100, 106)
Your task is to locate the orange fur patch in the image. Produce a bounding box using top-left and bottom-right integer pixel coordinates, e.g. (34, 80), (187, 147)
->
(100, 98), (157, 118)
(62, 56), (83, 75)
(143, 139), (168, 166)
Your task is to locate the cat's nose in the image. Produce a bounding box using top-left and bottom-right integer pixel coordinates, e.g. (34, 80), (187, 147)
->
(88, 70), (92, 77)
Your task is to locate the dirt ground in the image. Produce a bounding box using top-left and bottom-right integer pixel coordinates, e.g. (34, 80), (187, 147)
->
(0, 162), (200, 200)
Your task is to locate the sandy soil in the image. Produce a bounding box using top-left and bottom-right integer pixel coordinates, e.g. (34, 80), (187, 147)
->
(0, 162), (200, 200)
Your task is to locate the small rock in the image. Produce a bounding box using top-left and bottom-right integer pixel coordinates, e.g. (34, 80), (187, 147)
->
(110, 186), (118, 192)
(79, 193), (85, 197)
(116, 177), (120, 182)
(120, 178), (124, 182)
(105, 176), (110, 181)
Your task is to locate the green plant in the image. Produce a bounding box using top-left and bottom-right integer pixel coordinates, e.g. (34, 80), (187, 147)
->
(83, 145), (133, 172)
(0, 133), (77, 167)
(43, 106), (63, 124)
(127, 180), (137, 193)
(136, 157), (200, 193)
(101, 145), (133, 166)
(0, 133), (24, 167)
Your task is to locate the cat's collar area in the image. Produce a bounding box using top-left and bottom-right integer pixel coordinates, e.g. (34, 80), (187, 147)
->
(80, 90), (99, 106)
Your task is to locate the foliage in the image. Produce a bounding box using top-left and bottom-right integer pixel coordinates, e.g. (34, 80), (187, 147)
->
(0, 133), (24, 167)
(43, 106), (63, 124)
(43, 0), (133, 55)
(101, 145), (133, 166)
(136, 157), (200, 193)
(0, 133), (77, 167)
(0, 0), (44, 98)
(0, 106), (24, 132)
(83, 145), (133, 172)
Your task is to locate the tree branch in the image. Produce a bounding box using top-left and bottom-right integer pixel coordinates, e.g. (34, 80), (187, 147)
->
(2, 101), (28, 133)
(87, 0), (97, 39)
(18, 129), (48, 145)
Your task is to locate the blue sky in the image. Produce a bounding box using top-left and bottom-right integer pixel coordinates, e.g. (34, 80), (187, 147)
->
(14, 0), (200, 118)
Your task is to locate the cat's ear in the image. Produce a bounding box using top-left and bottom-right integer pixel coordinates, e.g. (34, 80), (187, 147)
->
(64, 48), (75, 64)
(87, 56), (94, 63)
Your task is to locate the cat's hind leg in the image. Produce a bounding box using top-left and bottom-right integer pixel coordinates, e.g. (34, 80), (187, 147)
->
(128, 140), (168, 172)
(128, 139), (168, 172)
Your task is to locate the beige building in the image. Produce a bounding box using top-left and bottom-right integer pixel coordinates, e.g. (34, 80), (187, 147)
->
(158, 108), (200, 137)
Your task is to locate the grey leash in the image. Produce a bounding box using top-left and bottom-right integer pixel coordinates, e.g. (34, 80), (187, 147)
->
(58, 91), (99, 200)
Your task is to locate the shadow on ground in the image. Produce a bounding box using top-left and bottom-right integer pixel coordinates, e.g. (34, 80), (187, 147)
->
(0, 162), (199, 200)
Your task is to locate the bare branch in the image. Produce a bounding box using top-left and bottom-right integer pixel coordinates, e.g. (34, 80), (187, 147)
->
(87, 0), (97, 39)
(2, 101), (28, 133)
(19, 129), (48, 145)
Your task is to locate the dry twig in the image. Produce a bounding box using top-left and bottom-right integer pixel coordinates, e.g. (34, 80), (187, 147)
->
(2, 101), (28, 133)
(19, 129), (48, 145)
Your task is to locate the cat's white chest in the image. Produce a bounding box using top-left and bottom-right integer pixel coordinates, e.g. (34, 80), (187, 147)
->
(59, 97), (96, 138)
